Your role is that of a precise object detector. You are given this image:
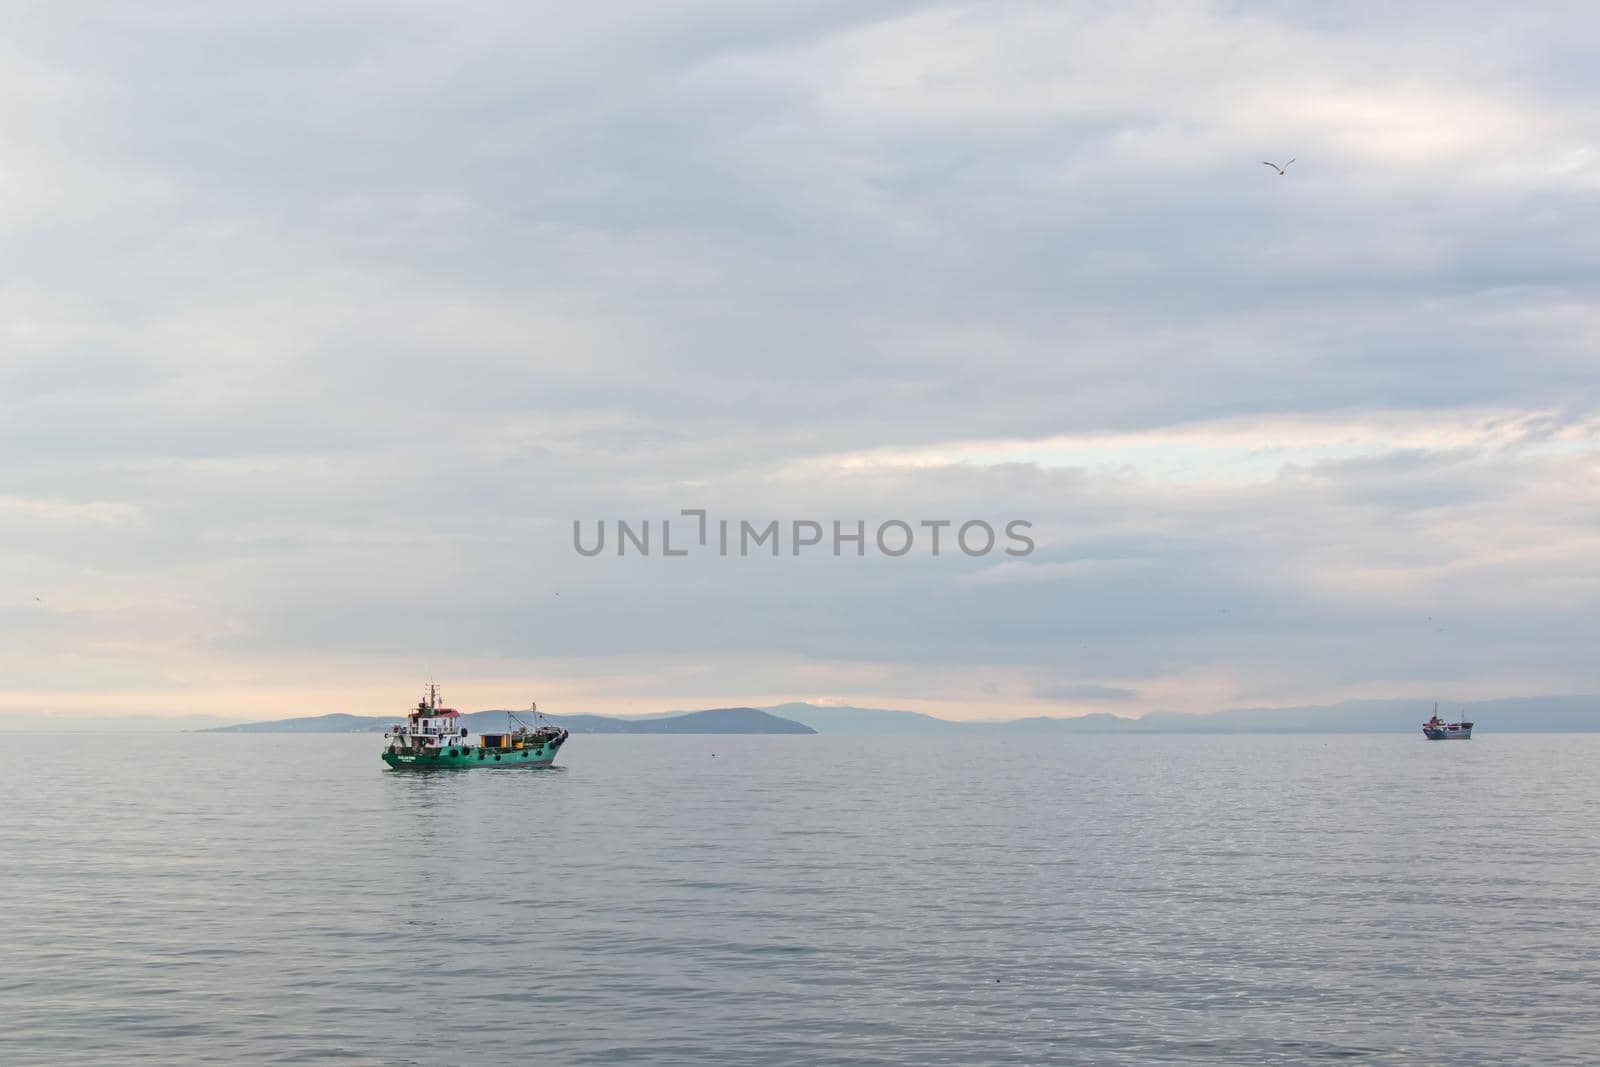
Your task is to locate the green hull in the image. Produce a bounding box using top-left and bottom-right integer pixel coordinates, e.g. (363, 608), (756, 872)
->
(382, 743), (561, 769)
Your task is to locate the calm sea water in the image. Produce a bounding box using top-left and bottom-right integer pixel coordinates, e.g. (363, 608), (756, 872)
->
(3, 732), (1597, 1065)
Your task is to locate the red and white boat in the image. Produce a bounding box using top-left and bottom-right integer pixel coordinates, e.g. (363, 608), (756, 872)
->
(1422, 704), (1473, 740)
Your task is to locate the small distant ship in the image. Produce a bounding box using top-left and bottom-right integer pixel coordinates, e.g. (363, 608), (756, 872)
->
(382, 685), (569, 768)
(1422, 703), (1473, 740)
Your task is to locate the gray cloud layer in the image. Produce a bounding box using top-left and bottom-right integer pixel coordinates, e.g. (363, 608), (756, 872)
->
(4, 2), (1598, 718)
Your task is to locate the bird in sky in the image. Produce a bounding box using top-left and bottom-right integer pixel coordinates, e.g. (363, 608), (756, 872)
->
(1262, 158), (1295, 175)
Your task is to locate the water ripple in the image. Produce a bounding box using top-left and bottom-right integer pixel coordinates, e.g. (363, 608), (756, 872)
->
(2, 732), (1598, 1064)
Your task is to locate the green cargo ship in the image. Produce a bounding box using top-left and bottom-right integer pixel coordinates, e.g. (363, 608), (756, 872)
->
(381, 685), (569, 769)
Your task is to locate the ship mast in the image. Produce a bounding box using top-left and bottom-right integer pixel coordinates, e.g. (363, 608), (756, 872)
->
(508, 700), (539, 733)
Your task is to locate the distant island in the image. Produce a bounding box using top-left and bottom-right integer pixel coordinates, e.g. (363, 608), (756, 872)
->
(189, 694), (1600, 735)
(762, 696), (1600, 734)
(764, 696), (1600, 734)
(205, 706), (816, 735)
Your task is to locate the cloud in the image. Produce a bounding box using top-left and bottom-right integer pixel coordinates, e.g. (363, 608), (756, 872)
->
(792, 408), (1600, 484)
(2, 2), (1599, 719)
(1034, 682), (1137, 703)
(0, 496), (141, 525)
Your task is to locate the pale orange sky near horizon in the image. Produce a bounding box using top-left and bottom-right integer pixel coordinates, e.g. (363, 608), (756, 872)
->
(0, 672), (1563, 725)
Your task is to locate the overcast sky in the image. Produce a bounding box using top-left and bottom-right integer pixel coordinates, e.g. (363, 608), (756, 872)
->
(4, 1), (1598, 721)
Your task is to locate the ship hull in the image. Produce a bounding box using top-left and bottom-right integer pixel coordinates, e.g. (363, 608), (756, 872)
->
(382, 744), (561, 768)
(1422, 727), (1472, 740)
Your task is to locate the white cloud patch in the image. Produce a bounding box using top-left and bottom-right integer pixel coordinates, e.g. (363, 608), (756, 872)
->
(0, 496), (141, 525)
(797, 409), (1600, 484)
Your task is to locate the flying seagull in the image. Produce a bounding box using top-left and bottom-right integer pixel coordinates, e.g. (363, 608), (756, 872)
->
(1262, 158), (1295, 175)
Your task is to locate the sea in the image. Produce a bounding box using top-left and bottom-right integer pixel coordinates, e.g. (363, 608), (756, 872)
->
(3, 732), (1597, 1065)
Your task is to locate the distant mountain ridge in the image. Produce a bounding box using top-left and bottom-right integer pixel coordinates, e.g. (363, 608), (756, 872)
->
(205, 706), (815, 735)
(770, 696), (1600, 734)
(555, 708), (814, 734)
(192, 695), (1600, 735)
